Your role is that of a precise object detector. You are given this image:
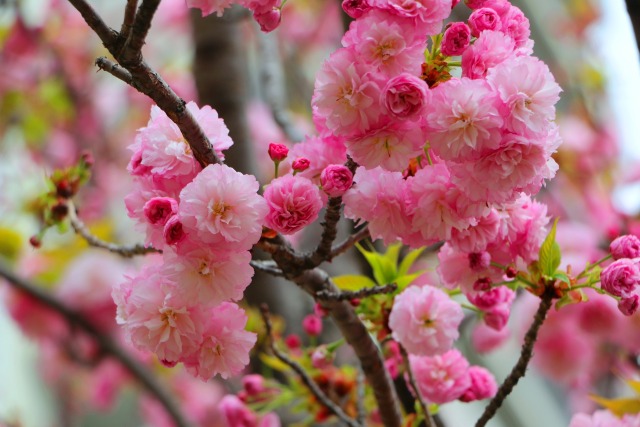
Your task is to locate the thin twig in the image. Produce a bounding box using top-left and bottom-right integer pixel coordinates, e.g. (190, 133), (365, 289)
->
(475, 288), (555, 427)
(315, 283), (397, 302)
(329, 226), (370, 261)
(250, 260), (284, 277)
(400, 345), (434, 427)
(120, 0), (138, 42)
(68, 204), (160, 258)
(0, 262), (192, 427)
(259, 305), (361, 427)
(95, 57), (133, 85)
(66, 0), (222, 168)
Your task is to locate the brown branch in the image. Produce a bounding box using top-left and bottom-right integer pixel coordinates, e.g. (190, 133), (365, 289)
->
(68, 204), (160, 258)
(400, 345), (434, 427)
(250, 260), (284, 277)
(329, 226), (370, 261)
(356, 369), (366, 426)
(120, 0), (138, 42)
(120, 0), (160, 64)
(475, 288), (555, 427)
(259, 305), (361, 427)
(95, 57), (133, 85)
(281, 268), (403, 427)
(0, 261), (192, 427)
(67, 0), (222, 169)
(302, 197), (344, 268)
(315, 283), (397, 302)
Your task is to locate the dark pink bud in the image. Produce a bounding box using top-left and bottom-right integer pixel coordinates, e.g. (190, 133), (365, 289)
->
(163, 215), (186, 245)
(254, 9), (281, 33)
(128, 150), (151, 176)
(459, 366), (497, 402)
(619, 295), (639, 316)
(320, 164), (353, 197)
(610, 234), (640, 260)
(484, 304), (509, 330)
(382, 73), (429, 119)
(441, 22), (471, 56)
(302, 314), (323, 336)
(314, 303), (329, 317)
(469, 251), (491, 271)
(342, 0), (370, 19)
(292, 158), (311, 172)
(242, 374), (266, 396)
(601, 258), (640, 298)
(143, 197), (178, 226)
(268, 142), (289, 162)
(285, 334), (301, 349)
(473, 277), (492, 291)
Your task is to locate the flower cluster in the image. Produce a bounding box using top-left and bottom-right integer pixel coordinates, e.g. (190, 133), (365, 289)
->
(601, 234), (640, 316)
(116, 102), (266, 379)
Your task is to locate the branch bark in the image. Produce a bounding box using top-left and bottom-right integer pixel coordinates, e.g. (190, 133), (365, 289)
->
(626, 0), (640, 53)
(475, 288), (555, 427)
(0, 261), (192, 427)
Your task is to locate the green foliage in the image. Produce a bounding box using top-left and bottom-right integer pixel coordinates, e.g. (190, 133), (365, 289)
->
(538, 218), (562, 278)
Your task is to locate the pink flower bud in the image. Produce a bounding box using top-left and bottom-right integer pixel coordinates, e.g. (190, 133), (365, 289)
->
(242, 374), (266, 396)
(292, 158), (311, 172)
(459, 366), (497, 402)
(467, 287), (514, 310)
(441, 22), (471, 57)
(341, 0), (370, 19)
(311, 345), (333, 369)
(302, 314), (323, 336)
(483, 304), (509, 331)
(143, 197), (178, 226)
(268, 142), (289, 162)
(285, 334), (301, 349)
(320, 164), (353, 197)
(163, 215), (186, 246)
(610, 234), (640, 260)
(473, 277), (492, 291)
(619, 295), (639, 316)
(382, 73), (430, 119)
(600, 258), (640, 298)
(254, 9), (282, 33)
(219, 395), (258, 426)
(314, 303), (329, 318)
(468, 7), (502, 37)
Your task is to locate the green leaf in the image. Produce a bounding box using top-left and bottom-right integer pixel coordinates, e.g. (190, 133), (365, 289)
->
(538, 218), (561, 277)
(356, 243), (397, 284)
(399, 247), (426, 277)
(384, 243), (402, 268)
(259, 354), (290, 373)
(396, 271), (426, 291)
(554, 272), (571, 285)
(333, 275), (377, 291)
(591, 395), (640, 417)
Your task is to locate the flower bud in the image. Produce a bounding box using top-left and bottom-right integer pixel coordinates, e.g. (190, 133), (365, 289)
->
(320, 164), (353, 197)
(610, 234), (640, 260)
(302, 314), (323, 336)
(268, 143), (289, 162)
(441, 22), (471, 57)
(292, 158), (311, 173)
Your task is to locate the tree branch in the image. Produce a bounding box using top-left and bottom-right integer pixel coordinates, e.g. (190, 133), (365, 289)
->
(120, 0), (138, 42)
(400, 345), (434, 427)
(68, 204), (160, 258)
(250, 260), (284, 277)
(329, 226), (370, 261)
(282, 268), (403, 427)
(315, 283), (397, 302)
(302, 197), (344, 268)
(119, 0), (160, 64)
(95, 56), (134, 85)
(475, 288), (555, 427)
(0, 261), (192, 427)
(260, 305), (360, 427)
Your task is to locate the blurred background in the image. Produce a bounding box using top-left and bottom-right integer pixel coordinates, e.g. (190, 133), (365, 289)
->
(1, 0), (640, 426)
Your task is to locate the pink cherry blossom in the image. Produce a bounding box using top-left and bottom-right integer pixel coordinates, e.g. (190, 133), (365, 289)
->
(487, 56), (562, 136)
(312, 48), (383, 138)
(320, 165), (353, 197)
(343, 167), (412, 244)
(610, 234), (640, 260)
(263, 175), (323, 235)
(381, 73), (430, 120)
(441, 22), (471, 57)
(114, 264), (204, 365)
(450, 209), (501, 253)
(459, 366), (497, 402)
(162, 243), (254, 306)
(468, 8), (502, 36)
(461, 30), (515, 79)
(501, 5), (530, 48)
(292, 158), (311, 173)
(600, 258), (640, 298)
(348, 122), (426, 171)
(437, 243), (504, 293)
(569, 410), (640, 427)
(179, 164), (268, 250)
(425, 78), (504, 162)
(184, 303), (257, 380)
(389, 284), (463, 356)
(163, 215), (186, 246)
(342, 0), (371, 18)
(406, 164), (475, 245)
(409, 349), (471, 404)
(342, 11), (426, 76)
(268, 142), (289, 162)
(373, 0), (452, 35)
